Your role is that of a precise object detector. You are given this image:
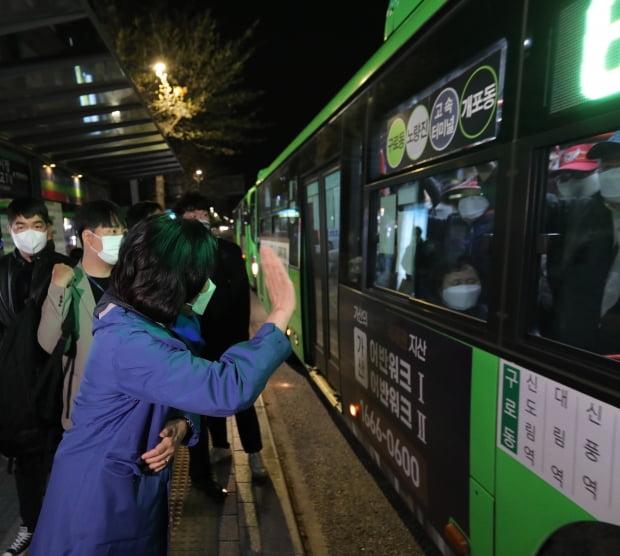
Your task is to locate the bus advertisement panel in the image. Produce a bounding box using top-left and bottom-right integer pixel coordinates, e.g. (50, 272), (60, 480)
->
(338, 287), (471, 539)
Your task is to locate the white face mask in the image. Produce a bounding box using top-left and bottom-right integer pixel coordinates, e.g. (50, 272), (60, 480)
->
(187, 280), (217, 316)
(458, 195), (489, 221)
(197, 219), (212, 231)
(556, 173), (600, 198)
(10, 229), (48, 255)
(599, 168), (620, 203)
(89, 233), (123, 265)
(441, 284), (482, 311)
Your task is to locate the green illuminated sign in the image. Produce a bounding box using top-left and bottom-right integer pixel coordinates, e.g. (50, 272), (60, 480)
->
(581, 0), (620, 100)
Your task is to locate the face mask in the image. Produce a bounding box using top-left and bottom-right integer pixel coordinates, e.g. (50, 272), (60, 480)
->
(198, 219), (212, 231)
(441, 284), (481, 311)
(89, 233), (123, 265)
(187, 280), (217, 316)
(599, 168), (620, 203)
(556, 173), (600, 198)
(458, 195), (489, 221)
(10, 229), (48, 255)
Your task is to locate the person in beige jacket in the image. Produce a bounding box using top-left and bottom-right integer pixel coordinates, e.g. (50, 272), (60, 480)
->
(38, 200), (126, 430)
(37, 200), (190, 471)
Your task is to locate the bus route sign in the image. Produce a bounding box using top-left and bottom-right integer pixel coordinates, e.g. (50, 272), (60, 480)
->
(498, 359), (620, 525)
(382, 40), (506, 174)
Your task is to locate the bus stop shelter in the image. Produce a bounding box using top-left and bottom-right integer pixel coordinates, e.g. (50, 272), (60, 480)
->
(0, 0), (182, 189)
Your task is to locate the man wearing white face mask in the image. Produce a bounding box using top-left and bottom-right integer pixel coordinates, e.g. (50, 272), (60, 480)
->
(544, 132), (620, 353)
(0, 197), (73, 556)
(38, 200), (126, 430)
(586, 132), (620, 352)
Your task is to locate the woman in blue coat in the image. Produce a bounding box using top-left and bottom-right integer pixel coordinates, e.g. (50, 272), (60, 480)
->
(29, 215), (295, 555)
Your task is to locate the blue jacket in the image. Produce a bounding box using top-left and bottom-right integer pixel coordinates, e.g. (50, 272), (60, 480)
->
(29, 299), (290, 555)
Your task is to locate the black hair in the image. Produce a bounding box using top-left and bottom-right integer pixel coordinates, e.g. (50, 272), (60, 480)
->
(537, 521), (620, 556)
(110, 214), (217, 324)
(173, 192), (211, 216)
(74, 199), (126, 247)
(126, 200), (163, 228)
(429, 255), (479, 296)
(7, 197), (51, 224)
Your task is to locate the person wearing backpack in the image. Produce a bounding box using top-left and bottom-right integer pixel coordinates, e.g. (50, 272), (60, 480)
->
(0, 197), (73, 556)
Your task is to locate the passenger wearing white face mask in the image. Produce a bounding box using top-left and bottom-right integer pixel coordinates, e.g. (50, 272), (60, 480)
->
(429, 173), (495, 306)
(586, 132), (620, 352)
(543, 132), (620, 354)
(429, 256), (487, 319)
(0, 197), (74, 556)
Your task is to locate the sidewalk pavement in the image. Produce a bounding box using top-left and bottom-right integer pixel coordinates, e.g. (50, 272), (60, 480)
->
(0, 393), (303, 556)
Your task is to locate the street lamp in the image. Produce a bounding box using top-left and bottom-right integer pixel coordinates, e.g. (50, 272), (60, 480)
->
(151, 61), (192, 137)
(154, 62), (167, 80)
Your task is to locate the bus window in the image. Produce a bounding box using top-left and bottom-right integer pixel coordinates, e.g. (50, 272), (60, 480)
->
(538, 132), (620, 358)
(374, 161), (497, 319)
(260, 217), (271, 236)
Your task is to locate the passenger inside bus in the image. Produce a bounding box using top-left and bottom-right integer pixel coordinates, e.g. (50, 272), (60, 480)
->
(374, 166), (495, 318)
(547, 144), (601, 199)
(542, 132), (620, 355)
(428, 255), (487, 319)
(424, 168), (495, 302)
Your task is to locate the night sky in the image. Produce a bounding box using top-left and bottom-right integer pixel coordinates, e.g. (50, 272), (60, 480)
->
(203, 0), (388, 180)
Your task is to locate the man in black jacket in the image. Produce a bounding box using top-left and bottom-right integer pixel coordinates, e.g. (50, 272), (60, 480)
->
(0, 197), (72, 556)
(174, 192), (268, 494)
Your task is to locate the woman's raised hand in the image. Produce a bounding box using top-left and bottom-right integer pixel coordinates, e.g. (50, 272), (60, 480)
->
(261, 245), (295, 332)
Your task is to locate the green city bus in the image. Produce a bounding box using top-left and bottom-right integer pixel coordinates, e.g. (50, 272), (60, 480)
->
(235, 0), (620, 553)
(233, 185), (259, 291)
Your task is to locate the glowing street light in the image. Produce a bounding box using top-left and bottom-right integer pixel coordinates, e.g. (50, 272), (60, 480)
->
(153, 62), (167, 79)
(151, 60), (193, 137)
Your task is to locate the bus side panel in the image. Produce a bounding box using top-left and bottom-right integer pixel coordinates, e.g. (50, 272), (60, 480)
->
(470, 348), (498, 492)
(468, 348), (499, 556)
(493, 360), (620, 555)
(256, 251), (269, 312)
(338, 286), (471, 546)
(469, 477), (494, 556)
(243, 222), (257, 290)
(287, 267), (305, 362)
(495, 451), (592, 556)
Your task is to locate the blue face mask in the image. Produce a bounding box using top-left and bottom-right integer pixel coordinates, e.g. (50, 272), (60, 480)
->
(187, 280), (216, 316)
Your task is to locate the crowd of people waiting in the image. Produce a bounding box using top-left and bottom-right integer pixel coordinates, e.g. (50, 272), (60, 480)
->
(0, 193), (293, 555)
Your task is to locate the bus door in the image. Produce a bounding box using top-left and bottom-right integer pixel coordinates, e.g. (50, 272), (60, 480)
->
(305, 168), (341, 390)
